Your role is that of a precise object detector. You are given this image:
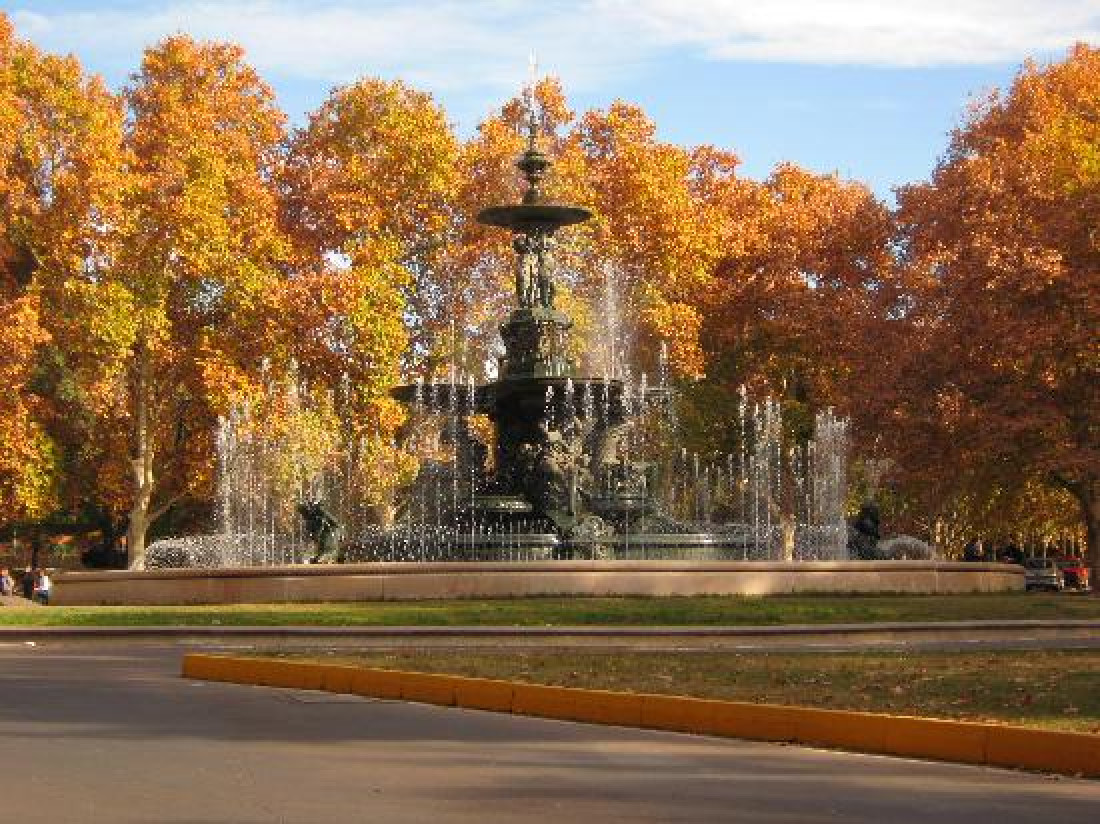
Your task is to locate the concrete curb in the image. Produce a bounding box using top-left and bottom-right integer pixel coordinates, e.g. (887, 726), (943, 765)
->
(181, 653), (1100, 779)
(53, 561), (1025, 604)
(3, 618), (1099, 641)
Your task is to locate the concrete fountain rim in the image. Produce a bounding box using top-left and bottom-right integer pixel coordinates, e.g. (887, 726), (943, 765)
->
(55, 559), (1024, 582)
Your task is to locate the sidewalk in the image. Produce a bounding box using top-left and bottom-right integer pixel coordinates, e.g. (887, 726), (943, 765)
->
(0, 595), (38, 608)
(1, 619), (1098, 651)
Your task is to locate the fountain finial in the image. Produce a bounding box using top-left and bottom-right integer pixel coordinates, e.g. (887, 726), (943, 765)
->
(525, 51), (539, 145)
(517, 54), (550, 205)
(476, 60), (591, 316)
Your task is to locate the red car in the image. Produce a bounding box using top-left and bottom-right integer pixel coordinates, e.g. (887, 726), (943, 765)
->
(1055, 558), (1091, 591)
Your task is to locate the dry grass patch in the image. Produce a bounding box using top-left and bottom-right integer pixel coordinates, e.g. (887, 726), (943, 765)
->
(276, 648), (1100, 734)
(2, 593), (1099, 626)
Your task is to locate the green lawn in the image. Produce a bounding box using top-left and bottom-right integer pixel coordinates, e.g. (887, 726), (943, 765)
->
(275, 648), (1100, 734)
(1, 593), (1097, 626)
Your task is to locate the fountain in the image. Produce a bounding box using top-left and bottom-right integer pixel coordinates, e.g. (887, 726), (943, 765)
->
(55, 84), (1024, 602)
(349, 96), (850, 563)
(144, 91), (854, 567)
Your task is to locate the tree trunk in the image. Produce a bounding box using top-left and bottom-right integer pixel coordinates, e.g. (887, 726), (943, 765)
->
(126, 347), (155, 570)
(1065, 479), (1099, 587)
(1084, 489), (1099, 587)
(126, 483), (151, 569)
(29, 530), (42, 569)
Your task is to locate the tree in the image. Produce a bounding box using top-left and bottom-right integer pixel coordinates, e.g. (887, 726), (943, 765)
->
(281, 77), (456, 378)
(0, 16), (49, 519)
(696, 164), (900, 451)
(0, 296), (54, 520)
(0, 14), (127, 530)
(107, 36), (289, 566)
(449, 80), (742, 383)
(280, 78), (458, 519)
(572, 102), (741, 378)
(896, 44), (1100, 571)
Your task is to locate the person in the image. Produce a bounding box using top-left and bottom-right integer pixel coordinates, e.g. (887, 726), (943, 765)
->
(999, 542), (1025, 565)
(0, 567), (13, 596)
(32, 568), (51, 605)
(21, 566), (34, 600)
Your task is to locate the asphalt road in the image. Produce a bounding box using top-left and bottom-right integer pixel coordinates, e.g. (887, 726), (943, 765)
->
(0, 641), (1097, 823)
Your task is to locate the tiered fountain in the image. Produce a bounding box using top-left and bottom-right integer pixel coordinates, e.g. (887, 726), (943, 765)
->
(53, 88), (1024, 602)
(388, 106), (700, 558)
(151, 94), (854, 566)
(376, 105), (849, 562)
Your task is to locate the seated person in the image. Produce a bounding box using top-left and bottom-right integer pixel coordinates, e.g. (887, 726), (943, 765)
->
(33, 568), (51, 605)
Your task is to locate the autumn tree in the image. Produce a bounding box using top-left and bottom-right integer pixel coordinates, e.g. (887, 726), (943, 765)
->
(0, 15), (49, 521)
(0, 14), (127, 530)
(693, 164), (900, 452)
(447, 80), (742, 383)
(280, 78), (458, 519)
(96, 36), (290, 566)
(896, 44), (1100, 570)
(571, 102), (746, 379)
(281, 77), (456, 377)
(0, 297), (53, 521)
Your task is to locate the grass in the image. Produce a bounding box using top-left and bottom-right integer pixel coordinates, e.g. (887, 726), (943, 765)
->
(274, 647), (1100, 734)
(1, 593), (1098, 627)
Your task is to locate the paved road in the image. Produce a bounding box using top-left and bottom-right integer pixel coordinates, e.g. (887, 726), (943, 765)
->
(1, 641), (1097, 823)
(3, 621), (1099, 654)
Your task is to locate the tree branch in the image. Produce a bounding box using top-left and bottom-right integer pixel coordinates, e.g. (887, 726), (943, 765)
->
(148, 494), (183, 526)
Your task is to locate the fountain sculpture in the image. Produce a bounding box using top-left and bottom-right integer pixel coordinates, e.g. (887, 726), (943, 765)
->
(388, 102), (665, 556)
(60, 85), (1027, 603)
(146, 90), (851, 568)
(377, 97), (850, 562)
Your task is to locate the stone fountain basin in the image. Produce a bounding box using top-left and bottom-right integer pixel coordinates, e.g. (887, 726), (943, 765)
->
(391, 375), (623, 400)
(476, 202), (593, 230)
(52, 561), (1024, 605)
(390, 376), (670, 421)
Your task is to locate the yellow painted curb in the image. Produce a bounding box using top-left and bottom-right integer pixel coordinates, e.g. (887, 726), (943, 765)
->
(782, 706), (887, 751)
(320, 664), (358, 694)
(182, 653), (225, 681)
(350, 667), (403, 699)
(711, 700), (799, 743)
(180, 654), (1099, 779)
(570, 688), (644, 726)
(880, 715), (988, 765)
(512, 683), (578, 719)
(453, 677), (515, 712)
(986, 726), (1100, 777)
(257, 659), (325, 690)
(639, 693), (716, 734)
(400, 672), (458, 706)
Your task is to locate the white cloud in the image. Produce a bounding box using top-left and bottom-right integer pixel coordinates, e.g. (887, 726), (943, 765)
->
(8, 0), (1098, 101)
(597, 0), (1100, 67)
(9, 1), (643, 96)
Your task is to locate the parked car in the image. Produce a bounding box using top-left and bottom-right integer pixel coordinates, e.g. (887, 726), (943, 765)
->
(1023, 557), (1064, 591)
(1055, 558), (1091, 591)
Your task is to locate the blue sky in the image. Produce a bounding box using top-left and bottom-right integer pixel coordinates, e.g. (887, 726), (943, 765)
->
(6, 1), (1098, 200)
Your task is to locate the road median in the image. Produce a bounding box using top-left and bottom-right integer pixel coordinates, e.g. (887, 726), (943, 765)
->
(182, 653), (1100, 779)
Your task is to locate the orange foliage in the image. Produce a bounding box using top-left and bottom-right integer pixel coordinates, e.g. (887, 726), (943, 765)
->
(2, 10), (1092, 563)
(0, 295), (54, 518)
(700, 164), (899, 440)
(436, 80), (741, 380)
(895, 43), (1100, 559)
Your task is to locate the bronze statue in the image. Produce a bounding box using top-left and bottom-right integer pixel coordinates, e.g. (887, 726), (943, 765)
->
(513, 234), (538, 307)
(298, 501), (344, 563)
(513, 231), (555, 308)
(847, 500), (881, 560)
